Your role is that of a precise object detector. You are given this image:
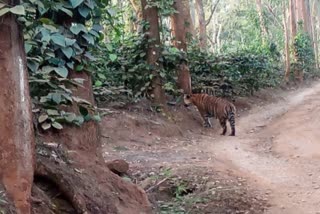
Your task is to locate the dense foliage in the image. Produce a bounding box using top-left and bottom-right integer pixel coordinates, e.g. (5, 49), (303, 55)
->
(0, 0), (108, 130)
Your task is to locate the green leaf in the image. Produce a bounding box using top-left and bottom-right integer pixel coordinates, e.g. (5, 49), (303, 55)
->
(59, 7), (73, 17)
(9, 5), (25, 15)
(38, 114), (48, 123)
(78, 5), (90, 18)
(61, 47), (73, 59)
(0, 3), (6, 9)
(65, 113), (77, 122)
(92, 114), (101, 122)
(106, 44), (113, 51)
(65, 38), (76, 46)
(24, 43), (32, 54)
(51, 33), (66, 47)
(97, 73), (106, 80)
(54, 66), (69, 78)
(82, 33), (94, 44)
(41, 122), (51, 130)
(52, 122), (63, 130)
(47, 109), (60, 116)
(0, 8), (10, 16)
(95, 80), (102, 87)
(70, 23), (87, 35)
(51, 93), (62, 104)
(70, 0), (84, 8)
(109, 54), (117, 62)
(75, 64), (84, 71)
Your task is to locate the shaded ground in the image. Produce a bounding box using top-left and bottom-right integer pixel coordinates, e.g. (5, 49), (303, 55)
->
(101, 81), (320, 214)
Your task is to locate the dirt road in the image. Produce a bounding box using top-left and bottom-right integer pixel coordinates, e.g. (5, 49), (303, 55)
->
(204, 82), (320, 213)
(102, 82), (320, 213)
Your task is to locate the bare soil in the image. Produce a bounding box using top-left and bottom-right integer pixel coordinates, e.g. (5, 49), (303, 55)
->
(101, 81), (320, 214)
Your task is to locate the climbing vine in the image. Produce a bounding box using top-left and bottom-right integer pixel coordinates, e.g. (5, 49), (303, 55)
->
(0, 0), (108, 130)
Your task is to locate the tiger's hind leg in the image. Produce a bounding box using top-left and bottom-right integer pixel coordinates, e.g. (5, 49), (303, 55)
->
(219, 118), (227, 135)
(228, 111), (236, 136)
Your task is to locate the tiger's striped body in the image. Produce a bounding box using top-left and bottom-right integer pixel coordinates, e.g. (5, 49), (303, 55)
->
(184, 94), (236, 136)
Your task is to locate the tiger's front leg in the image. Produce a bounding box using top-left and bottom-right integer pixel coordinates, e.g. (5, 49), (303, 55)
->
(203, 114), (212, 128)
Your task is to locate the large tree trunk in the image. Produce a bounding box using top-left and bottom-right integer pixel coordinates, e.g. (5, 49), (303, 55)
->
(0, 4), (35, 213)
(284, 2), (291, 83)
(195, 0), (207, 50)
(255, 0), (269, 43)
(171, 0), (193, 94)
(290, 0), (297, 38)
(141, 0), (167, 105)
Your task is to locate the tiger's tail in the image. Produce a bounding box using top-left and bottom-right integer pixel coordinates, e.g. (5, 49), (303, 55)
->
(227, 105), (236, 136)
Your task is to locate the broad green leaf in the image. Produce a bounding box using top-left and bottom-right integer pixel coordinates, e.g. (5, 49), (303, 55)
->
(65, 38), (76, 46)
(109, 54), (117, 62)
(0, 8), (10, 16)
(82, 33), (94, 44)
(27, 61), (39, 72)
(89, 29), (99, 37)
(70, 23), (87, 35)
(67, 62), (74, 69)
(92, 114), (101, 122)
(65, 113), (76, 122)
(54, 66), (68, 78)
(47, 109), (60, 116)
(41, 122), (51, 130)
(78, 5), (90, 18)
(106, 44), (113, 51)
(51, 33), (66, 47)
(97, 73), (106, 80)
(52, 122), (63, 130)
(69, 0), (84, 8)
(24, 43), (32, 54)
(51, 93), (62, 104)
(75, 64), (84, 71)
(38, 114), (48, 123)
(59, 7), (73, 17)
(39, 18), (54, 25)
(9, 5), (25, 15)
(95, 80), (102, 87)
(61, 47), (73, 59)
(0, 3), (6, 9)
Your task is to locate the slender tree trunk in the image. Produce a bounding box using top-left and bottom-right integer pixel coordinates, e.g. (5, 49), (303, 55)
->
(141, 0), (167, 105)
(171, 0), (193, 94)
(129, 0), (143, 32)
(284, 3), (291, 83)
(302, 0), (313, 35)
(256, 0), (269, 43)
(0, 3), (35, 213)
(312, 0), (319, 68)
(195, 0), (207, 50)
(190, 0), (196, 30)
(291, 0), (297, 37)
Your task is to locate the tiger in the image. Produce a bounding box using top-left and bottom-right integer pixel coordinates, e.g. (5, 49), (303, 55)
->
(184, 93), (236, 136)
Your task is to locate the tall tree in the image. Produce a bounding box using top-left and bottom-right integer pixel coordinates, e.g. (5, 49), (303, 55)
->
(141, 0), (167, 105)
(311, 0), (319, 68)
(171, 0), (193, 94)
(0, 1), (35, 213)
(255, 0), (269, 43)
(129, 0), (143, 32)
(195, 0), (207, 50)
(283, 1), (291, 82)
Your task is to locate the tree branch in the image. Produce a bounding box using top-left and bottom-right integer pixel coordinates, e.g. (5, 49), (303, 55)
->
(206, 0), (221, 27)
(264, 3), (284, 29)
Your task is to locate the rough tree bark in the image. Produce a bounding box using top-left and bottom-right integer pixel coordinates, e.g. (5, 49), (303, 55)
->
(195, 0), (207, 50)
(141, 0), (167, 105)
(283, 2), (291, 83)
(171, 0), (193, 94)
(312, 0), (319, 68)
(0, 2), (35, 213)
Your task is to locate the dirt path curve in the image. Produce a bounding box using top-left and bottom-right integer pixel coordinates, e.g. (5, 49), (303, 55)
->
(203, 82), (320, 214)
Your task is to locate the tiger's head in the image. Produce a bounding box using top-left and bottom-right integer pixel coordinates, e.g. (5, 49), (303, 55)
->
(183, 94), (193, 107)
